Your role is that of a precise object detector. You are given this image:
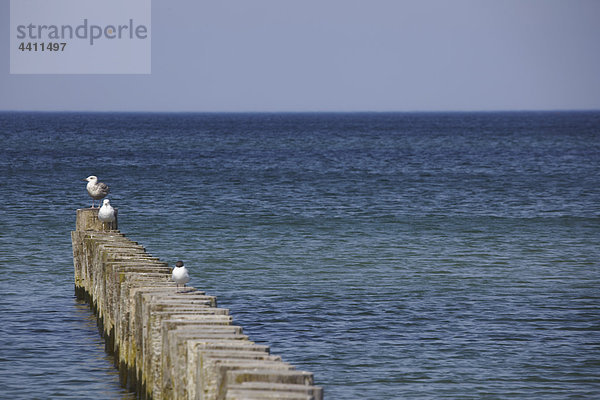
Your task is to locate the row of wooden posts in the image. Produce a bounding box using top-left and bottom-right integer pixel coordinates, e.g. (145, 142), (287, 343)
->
(71, 208), (323, 400)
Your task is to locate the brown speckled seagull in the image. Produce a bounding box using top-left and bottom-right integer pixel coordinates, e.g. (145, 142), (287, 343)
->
(84, 175), (110, 208)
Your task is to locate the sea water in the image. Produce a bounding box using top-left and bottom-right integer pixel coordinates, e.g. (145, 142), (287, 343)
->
(0, 112), (599, 399)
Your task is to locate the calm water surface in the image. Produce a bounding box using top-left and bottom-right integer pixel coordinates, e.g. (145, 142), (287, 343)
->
(0, 112), (599, 399)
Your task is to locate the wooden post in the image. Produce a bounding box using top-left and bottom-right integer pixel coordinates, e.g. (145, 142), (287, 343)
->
(76, 207), (118, 231)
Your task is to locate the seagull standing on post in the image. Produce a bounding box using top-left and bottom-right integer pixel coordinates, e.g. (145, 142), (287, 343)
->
(84, 175), (110, 208)
(98, 199), (116, 228)
(172, 261), (190, 289)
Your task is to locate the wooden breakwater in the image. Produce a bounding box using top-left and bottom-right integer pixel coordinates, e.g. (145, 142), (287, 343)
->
(71, 208), (323, 400)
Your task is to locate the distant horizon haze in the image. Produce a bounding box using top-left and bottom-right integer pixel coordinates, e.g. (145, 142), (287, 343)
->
(2, 0), (599, 112)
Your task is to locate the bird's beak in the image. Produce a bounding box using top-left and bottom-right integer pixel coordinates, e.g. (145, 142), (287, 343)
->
(82, 178), (88, 181)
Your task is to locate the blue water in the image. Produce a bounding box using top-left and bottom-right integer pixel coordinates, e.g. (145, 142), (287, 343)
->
(0, 112), (599, 399)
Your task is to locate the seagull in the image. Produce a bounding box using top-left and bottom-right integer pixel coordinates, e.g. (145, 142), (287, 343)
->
(172, 260), (190, 289)
(84, 175), (110, 208)
(98, 199), (116, 225)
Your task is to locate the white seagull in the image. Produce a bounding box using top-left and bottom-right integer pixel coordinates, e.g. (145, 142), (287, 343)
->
(172, 261), (190, 289)
(98, 199), (116, 224)
(84, 175), (110, 208)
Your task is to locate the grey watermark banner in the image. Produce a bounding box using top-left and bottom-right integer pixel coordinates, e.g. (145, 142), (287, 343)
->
(10, 0), (151, 74)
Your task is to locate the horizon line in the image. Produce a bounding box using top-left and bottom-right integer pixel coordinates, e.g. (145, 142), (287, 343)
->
(1, 108), (599, 114)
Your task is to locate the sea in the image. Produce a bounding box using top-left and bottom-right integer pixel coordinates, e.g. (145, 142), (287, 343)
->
(0, 111), (598, 399)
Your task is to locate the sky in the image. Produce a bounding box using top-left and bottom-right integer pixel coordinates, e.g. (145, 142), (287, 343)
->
(1, 0), (600, 112)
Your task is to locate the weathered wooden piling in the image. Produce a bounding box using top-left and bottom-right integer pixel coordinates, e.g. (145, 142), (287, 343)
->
(72, 208), (323, 400)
